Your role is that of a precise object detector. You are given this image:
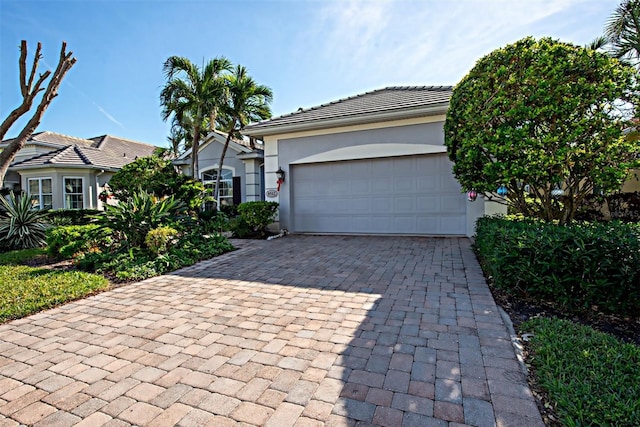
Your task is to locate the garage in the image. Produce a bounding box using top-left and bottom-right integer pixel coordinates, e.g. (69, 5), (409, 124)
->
(244, 86), (503, 237)
(291, 154), (467, 235)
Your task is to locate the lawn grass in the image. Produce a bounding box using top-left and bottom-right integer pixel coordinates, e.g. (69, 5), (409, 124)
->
(0, 249), (110, 323)
(0, 247), (47, 265)
(521, 317), (640, 427)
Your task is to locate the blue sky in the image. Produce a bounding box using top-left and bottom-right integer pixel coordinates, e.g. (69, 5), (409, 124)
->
(1, 0), (618, 148)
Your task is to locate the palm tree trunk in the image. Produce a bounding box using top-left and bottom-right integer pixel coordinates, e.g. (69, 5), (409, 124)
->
(191, 124), (201, 179)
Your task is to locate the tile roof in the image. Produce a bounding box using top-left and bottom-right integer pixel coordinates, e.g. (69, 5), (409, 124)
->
(244, 86), (452, 135)
(8, 132), (157, 170)
(0, 131), (95, 149)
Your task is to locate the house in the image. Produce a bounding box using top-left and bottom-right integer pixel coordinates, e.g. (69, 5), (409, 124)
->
(244, 86), (504, 237)
(1, 131), (157, 210)
(173, 130), (264, 208)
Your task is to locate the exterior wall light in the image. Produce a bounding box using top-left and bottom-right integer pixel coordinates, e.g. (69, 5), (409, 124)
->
(467, 190), (478, 202)
(276, 167), (285, 191)
(497, 184), (508, 197)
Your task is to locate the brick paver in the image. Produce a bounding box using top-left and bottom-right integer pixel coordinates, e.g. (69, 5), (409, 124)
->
(0, 236), (543, 426)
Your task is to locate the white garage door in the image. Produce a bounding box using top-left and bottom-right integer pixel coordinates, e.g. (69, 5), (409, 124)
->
(291, 154), (467, 235)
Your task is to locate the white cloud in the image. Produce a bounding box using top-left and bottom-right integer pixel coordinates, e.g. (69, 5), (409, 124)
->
(310, 0), (613, 88)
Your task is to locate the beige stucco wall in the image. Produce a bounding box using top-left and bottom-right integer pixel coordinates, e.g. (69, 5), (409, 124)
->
(18, 168), (106, 210)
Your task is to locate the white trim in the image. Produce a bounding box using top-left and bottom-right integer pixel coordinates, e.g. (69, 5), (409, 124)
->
(200, 165), (236, 176)
(290, 143), (447, 165)
(63, 176), (85, 209)
(27, 177), (53, 210)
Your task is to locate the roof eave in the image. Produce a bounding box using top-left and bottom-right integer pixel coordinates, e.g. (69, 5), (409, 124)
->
(243, 103), (449, 137)
(9, 164), (119, 172)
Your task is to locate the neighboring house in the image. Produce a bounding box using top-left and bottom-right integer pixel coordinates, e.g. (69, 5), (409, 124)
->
(173, 130), (264, 208)
(244, 86), (505, 237)
(1, 131), (157, 210)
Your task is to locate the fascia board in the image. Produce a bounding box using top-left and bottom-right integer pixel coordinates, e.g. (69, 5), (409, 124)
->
(244, 103), (449, 137)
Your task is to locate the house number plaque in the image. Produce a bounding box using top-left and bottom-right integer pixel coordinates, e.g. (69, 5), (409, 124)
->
(265, 189), (279, 198)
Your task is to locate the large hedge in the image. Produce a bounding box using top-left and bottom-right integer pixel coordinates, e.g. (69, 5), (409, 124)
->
(474, 216), (640, 315)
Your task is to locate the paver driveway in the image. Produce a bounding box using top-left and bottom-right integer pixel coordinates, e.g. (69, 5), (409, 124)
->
(0, 236), (544, 427)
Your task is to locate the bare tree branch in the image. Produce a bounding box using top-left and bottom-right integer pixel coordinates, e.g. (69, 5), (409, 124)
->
(0, 40), (76, 188)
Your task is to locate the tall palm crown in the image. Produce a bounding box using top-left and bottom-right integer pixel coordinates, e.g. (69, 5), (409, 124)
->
(605, 0), (640, 66)
(213, 65), (273, 201)
(160, 56), (231, 178)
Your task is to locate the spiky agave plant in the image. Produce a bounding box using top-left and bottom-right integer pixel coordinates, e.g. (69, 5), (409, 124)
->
(0, 192), (50, 249)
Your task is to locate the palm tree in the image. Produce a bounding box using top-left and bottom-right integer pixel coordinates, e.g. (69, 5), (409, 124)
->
(213, 65), (273, 202)
(604, 0), (640, 66)
(160, 56), (231, 178)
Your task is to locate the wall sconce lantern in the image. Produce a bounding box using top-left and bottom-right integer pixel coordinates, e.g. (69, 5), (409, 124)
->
(497, 184), (508, 197)
(276, 167), (285, 191)
(467, 190), (478, 202)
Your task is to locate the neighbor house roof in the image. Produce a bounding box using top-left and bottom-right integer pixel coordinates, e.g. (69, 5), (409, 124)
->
(0, 131), (95, 150)
(244, 86), (452, 137)
(8, 132), (157, 171)
(173, 130), (263, 165)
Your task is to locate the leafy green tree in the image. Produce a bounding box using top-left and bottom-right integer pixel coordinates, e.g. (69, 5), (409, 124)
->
(444, 37), (640, 224)
(214, 65), (272, 201)
(160, 56), (231, 178)
(108, 156), (206, 210)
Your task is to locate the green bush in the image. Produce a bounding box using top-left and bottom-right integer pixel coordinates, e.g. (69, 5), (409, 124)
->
(474, 216), (640, 315)
(145, 226), (178, 255)
(46, 225), (102, 259)
(0, 192), (50, 250)
(108, 156), (207, 210)
(77, 233), (234, 281)
(91, 191), (189, 249)
(47, 209), (101, 226)
(522, 317), (640, 426)
(197, 210), (229, 234)
(233, 201), (278, 238)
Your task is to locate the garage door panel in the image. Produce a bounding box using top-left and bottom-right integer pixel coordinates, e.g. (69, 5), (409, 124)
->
(292, 155), (466, 235)
(372, 177), (392, 192)
(372, 197), (392, 212)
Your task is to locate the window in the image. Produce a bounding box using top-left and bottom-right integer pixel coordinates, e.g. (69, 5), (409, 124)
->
(27, 178), (53, 210)
(64, 177), (84, 209)
(202, 169), (233, 210)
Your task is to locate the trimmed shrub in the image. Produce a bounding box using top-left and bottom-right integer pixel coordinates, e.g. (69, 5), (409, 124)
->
(46, 225), (102, 259)
(145, 226), (178, 255)
(474, 216), (640, 315)
(233, 201), (278, 238)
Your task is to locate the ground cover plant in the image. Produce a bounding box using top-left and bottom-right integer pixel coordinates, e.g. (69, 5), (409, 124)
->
(521, 317), (640, 426)
(0, 249), (110, 323)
